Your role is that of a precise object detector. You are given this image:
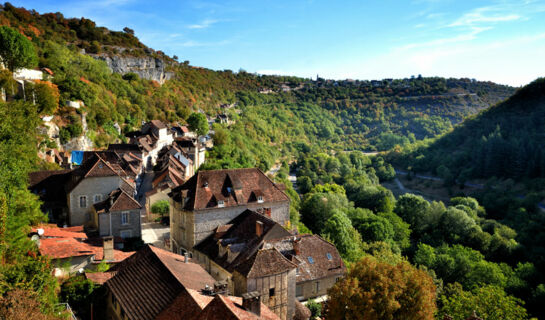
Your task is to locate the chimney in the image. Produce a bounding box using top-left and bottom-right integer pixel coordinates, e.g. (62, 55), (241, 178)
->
(103, 236), (114, 261)
(184, 252), (188, 263)
(256, 221), (264, 237)
(293, 237), (301, 256)
(242, 291), (261, 317)
(213, 281), (228, 295)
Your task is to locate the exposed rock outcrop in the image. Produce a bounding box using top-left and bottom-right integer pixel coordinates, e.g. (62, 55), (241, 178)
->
(92, 55), (174, 84)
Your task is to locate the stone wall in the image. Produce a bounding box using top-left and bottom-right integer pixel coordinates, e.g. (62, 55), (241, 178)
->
(97, 209), (141, 239)
(296, 275), (341, 301)
(68, 176), (125, 226)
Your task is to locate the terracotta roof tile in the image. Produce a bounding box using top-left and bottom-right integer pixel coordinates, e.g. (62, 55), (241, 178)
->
(38, 235), (134, 262)
(105, 245), (216, 320)
(235, 248), (296, 278)
(32, 224), (87, 239)
(188, 294), (280, 320)
(85, 271), (116, 285)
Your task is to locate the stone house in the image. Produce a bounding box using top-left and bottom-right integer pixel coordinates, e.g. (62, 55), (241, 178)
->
(92, 188), (142, 239)
(262, 234), (346, 301)
(102, 244), (279, 320)
(193, 210), (299, 320)
(168, 168), (290, 255)
(65, 154), (136, 226)
(193, 210), (346, 317)
(29, 153), (136, 227)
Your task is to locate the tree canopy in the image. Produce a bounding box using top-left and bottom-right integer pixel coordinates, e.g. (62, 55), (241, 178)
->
(0, 26), (37, 71)
(326, 257), (436, 320)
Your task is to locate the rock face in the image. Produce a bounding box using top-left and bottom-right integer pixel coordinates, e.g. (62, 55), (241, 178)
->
(93, 55), (174, 84)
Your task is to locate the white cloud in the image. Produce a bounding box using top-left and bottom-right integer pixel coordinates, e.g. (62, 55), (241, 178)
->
(188, 18), (219, 29)
(449, 7), (521, 27)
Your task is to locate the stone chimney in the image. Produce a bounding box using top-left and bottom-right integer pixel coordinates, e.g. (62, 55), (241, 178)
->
(242, 291), (261, 317)
(184, 252), (188, 263)
(103, 236), (114, 261)
(256, 221), (264, 237)
(293, 237), (301, 256)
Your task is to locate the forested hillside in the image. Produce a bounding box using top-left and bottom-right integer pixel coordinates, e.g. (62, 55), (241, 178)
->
(0, 3), (514, 157)
(391, 78), (545, 182)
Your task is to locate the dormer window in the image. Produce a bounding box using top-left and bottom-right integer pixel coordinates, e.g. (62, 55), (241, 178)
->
(257, 196), (264, 203)
(218, 200), (225, 208)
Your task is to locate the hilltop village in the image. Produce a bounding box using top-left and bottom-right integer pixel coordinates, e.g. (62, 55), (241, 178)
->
(29, 118), (345, 320)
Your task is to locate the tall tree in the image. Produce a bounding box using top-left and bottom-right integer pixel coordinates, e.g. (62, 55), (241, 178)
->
(326, 257), (436, 320)
(187, 112), (209, 137)
(0, 26), (37, 72)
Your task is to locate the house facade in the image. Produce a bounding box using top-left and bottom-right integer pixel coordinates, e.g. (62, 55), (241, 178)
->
(66, 154), (136, 226)
(92, 188), (142, 239)
(168, 168), (290, 255)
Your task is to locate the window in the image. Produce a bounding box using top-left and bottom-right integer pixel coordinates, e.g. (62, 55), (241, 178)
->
(326, 253), (333, 260)
(120, 230), (132, 239)
(94, 194), (102, 203)
(257, 196), (264, 203)
(296, 285), (303, 297)
(79, 196), (87, 208)
(307, 256), (314, 264)
(315, 281), (320, 293)
(218, 200), (225, 208)
(269, 288), (276, 297)
(121, 212), (129, 225)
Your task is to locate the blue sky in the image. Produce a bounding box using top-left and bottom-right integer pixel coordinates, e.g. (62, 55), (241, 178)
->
(11, 0), (545, 86)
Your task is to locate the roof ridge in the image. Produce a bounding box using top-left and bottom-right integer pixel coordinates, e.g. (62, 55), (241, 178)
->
(255, 168), (290, 201)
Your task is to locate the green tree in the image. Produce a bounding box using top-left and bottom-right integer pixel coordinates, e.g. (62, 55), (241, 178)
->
(322, 210), (362, 262)
(394, 194), (430, 236)
(187, 112), (209, 137)
(300, 192), (352, 233)
(0, 26), (37, 71)
(438, 283), (528, 320)
(151, 200), (169, 217)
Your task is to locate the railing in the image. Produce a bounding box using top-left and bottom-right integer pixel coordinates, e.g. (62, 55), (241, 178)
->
(56, 303), (77, 320)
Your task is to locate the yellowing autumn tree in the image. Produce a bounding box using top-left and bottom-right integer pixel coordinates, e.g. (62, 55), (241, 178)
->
(326, 256), (436, 320)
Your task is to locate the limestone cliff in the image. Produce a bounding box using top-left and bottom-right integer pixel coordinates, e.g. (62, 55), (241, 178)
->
(92, 54), (174, 84)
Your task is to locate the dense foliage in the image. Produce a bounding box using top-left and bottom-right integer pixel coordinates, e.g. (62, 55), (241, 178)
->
(326, 256), (437, 320)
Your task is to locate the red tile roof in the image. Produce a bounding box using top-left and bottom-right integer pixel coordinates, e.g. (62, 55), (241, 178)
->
(38, 236), (134, 262)
(105, 245), (216, 320)
(32, 224), (87, 239)
(39, 237), (95, 259)
(171, 168), (289, 210)
(85, 271), (116, 285)
(191, 294), (280, 320)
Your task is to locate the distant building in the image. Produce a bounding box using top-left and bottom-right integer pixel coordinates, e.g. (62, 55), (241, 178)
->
(129, 120), (174, 169)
